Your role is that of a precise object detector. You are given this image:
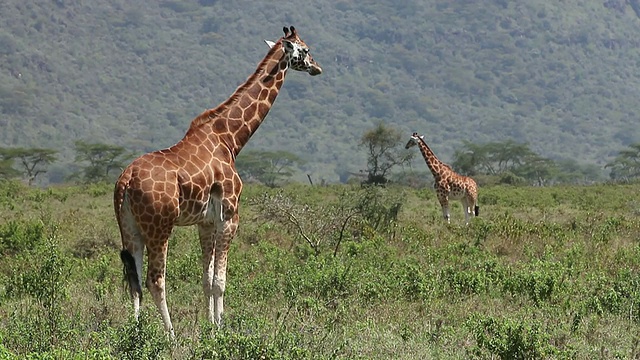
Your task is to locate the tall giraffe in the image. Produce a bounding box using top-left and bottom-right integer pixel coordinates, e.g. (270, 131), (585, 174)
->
(405, 132), (479, 225)
(113, 26), (322, 337)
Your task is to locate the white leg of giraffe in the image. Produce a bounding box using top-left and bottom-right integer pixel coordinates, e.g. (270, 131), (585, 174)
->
(437, 193), (451, 224)
(442, 205), (450, 224)
(462, 198), (470, 225)
(133, 248), (144, 319)
(198, 223), (217, 324)
(212, 215), (237, 327)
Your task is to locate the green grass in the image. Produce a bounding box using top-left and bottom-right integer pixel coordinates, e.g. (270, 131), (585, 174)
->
(0, 180), (639, 359)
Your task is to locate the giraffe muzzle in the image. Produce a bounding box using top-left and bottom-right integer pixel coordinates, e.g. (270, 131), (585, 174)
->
(309, 65), (322, 76)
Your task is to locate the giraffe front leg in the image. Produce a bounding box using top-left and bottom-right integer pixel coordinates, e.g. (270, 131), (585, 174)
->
(437, 193), (450, 224)
(442, 205), (451, 224)
(198, 223), (217, 325)
(212, 213), (238, 327)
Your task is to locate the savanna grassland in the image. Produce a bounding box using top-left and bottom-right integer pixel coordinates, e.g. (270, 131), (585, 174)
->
(0, 180), (639, 359)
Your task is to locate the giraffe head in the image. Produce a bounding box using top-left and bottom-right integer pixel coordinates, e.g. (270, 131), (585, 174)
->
(265, 26), (322, 76)
(405, 132), (424, 149)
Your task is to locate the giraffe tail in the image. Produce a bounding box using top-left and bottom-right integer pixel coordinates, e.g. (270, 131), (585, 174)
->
(474, 205), (480, 217)
(120, 249), (142, 301)
(113, 166), (132, 222)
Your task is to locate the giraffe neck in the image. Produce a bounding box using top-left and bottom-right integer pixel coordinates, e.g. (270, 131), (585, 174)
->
(417, 138), (448, 179)
(185, 40), (290, 156)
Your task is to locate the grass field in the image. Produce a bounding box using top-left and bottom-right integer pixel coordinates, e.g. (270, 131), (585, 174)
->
(0, 180), (639, 359)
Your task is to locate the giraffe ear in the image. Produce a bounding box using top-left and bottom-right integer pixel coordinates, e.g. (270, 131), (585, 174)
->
(264, 40), (276, 49)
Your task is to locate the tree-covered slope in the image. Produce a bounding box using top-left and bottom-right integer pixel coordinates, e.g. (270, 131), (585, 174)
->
(1, 0), (640, 182)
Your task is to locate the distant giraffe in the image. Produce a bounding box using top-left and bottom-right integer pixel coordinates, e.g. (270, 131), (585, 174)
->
(405, 132), (479, 224)
(114, 26), (322, 337)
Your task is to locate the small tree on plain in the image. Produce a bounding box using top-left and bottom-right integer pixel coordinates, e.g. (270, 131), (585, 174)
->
(359, 122), (413, 185)
(72, 141), (131, 183)
(236, 150), (305, 188)
(606, 143), (640, 181)
(0, 147), (57, 185)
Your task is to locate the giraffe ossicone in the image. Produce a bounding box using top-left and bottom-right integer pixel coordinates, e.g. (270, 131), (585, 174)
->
(405, 132), (479, 225)
(113, 26), (322, 338)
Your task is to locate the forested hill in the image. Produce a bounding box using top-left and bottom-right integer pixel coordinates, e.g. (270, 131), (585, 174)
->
(2, 0), (640, 183)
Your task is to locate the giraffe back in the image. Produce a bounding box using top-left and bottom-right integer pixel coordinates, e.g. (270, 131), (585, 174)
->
(440, 172), (478, 201)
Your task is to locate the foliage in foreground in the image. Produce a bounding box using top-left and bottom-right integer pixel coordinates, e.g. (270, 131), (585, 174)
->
(0, 180), (639, 359)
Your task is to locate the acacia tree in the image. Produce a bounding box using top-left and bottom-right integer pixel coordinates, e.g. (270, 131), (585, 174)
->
(515, 155), (558, 186)
(236, 150), (304, 187)
(73, 141), (131, 183)
(0, 147), (57, 185)
(606, 143), (640, 181)
(359, 122), (413, 185)
(452, 140), (558, 185)
(0, 158), (20, 180)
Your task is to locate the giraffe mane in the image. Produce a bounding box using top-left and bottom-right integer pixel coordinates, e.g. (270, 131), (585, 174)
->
(186, 38), (287, 132)
(416, 133), (454, 170)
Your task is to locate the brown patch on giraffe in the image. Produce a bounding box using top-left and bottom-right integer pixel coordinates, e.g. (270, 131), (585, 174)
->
(235, 126), (251, 145)
(227, 120), (243, 133)
(212, 120), (226, 133)
(258, 103), (270, 118)
(238, 95), (252, 109)
(228, 107), (243, 120)
(267, 89), (278, 103)
(244, 103), (257, 120)
(216, 148), (233, 163)
(259, 88), (269, 101)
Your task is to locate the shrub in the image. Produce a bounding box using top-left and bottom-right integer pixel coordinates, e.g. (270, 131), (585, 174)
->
(467, 315), (556, 359)
(0, 219), (45, 255)
(3, 236), (71, 353)
(112, 312), (171, 360)
(502, 260), (563, 306)
(192, 317), (310, 360)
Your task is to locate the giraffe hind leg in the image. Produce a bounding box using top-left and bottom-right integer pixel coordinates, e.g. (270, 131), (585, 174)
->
(198, 223), (217, 325)
(144, 231), (176, 338)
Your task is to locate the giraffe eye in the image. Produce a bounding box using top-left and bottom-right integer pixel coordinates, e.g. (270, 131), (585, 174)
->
(302, 48), (309, 54)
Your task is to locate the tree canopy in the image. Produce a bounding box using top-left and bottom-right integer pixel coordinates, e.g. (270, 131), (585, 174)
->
(359, 123), (414, 185)
(71, 141), (131, 183)
(606, 143), (640, 181)
(236, 150), (305, 187)
(451, 140), (601, 185)
(0, 147), (57, 185)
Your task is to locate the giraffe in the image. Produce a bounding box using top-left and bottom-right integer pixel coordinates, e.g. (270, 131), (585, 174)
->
(113, 26), (322, 337)
(405, 132), (479, 225)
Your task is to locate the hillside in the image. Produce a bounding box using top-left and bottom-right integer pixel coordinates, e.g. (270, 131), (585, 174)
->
(2, 0), (640, 183)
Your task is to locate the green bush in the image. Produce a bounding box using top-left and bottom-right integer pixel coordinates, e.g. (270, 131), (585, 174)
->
(3, 237), (71, 354)
(112, 311), (171, 360)
(193, 317), (310, 360)
(467, 315), (556, 359)
(502, 260), (563, 306)
(0, 219), (45, 255)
